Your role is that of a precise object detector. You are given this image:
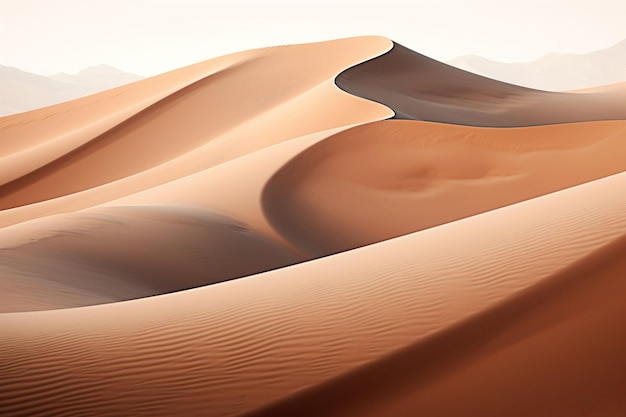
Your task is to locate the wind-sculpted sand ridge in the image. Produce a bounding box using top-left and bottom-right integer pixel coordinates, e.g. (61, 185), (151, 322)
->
(0, 36), (393, 211)
(336, 42), (626, 126)
(2, 169), (626, 416)
(1, 36), (625, 416)
(263, 119), (626, 255)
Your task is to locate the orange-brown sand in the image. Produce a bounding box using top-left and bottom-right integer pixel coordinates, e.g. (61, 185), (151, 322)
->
(263, 119), (626, 255)
(1, 36), (625, 416)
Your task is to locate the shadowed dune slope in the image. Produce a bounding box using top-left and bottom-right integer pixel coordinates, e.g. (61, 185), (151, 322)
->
(2, 168), (626, 416)
(264, 119), (626, 256)
(0, 126), (342, 311)
(0, 205), (300, 312)
(336, 42), (626, 126)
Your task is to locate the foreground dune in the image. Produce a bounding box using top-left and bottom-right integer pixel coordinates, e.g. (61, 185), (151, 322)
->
(1, 36), (625, 416)
(249, 227), (626, 417)
(2, 169), (626, 416)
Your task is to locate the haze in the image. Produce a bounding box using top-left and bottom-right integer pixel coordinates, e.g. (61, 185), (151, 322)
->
(1, 0), (625, 77)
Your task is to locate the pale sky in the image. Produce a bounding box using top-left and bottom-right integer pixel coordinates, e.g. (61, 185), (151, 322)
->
(1, 0), (625, 77)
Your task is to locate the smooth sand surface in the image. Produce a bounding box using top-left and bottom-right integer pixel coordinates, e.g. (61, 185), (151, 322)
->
(0, 36), (392, 211)
(263, 119), (626, 255)
(1, 36), (625, 416)
(337, 42), (626, 126)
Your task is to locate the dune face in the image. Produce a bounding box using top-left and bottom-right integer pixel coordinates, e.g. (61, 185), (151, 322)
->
(0, 205), (300, 312)
(336, 42), (626, 126)
(0, 37), (392, 211)
(263, 119), (626, 255)
(247, 231), (626, 417)
(1, 36), (626, 416)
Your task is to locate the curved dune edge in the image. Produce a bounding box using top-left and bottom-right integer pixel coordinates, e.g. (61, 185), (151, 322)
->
(0, 36), (398, 312)
(263, 118), (626, 256)
(0, 50), (248, 184)
(7, 115), (626, 311)
(336, 42), (626, 126)
(0, 36), (393, 212)
(0, 205), (301, 312)
(2, 170), (626, 416)
(0, 126), (350, 311)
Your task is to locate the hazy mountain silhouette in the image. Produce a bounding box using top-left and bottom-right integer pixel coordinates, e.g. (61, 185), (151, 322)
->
(448, 39), (626, 91)
(0, 65), (143, 116)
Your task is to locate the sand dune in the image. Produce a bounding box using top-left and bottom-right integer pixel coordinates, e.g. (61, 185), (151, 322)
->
(263, 119), (626, 255)
(0, 205), (300, 312)
(2, 168), (626, 416)
(249, 226), (626, 417)
(0, 37), (391, 212)
(337, 42), (626, 126)
(1, 36), (625, 416)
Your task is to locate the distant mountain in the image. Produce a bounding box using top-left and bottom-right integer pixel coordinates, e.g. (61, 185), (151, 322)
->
(0, 65), (143, 116)
(447, 39), (626, 91)
(50, 64), (144, 92)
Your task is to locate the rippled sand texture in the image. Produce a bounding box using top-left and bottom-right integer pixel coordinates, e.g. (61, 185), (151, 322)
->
(1, 36), (625, 416)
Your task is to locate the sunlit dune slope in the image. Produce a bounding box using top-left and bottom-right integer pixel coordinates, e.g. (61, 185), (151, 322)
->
(249, 223), (626, 417)
(0, 36), (393, 211)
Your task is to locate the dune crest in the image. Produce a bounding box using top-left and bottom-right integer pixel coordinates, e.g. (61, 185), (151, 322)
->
(0, 36), (393, 212)
(263, 119), (626, 255)
(336, 42), (626, 126)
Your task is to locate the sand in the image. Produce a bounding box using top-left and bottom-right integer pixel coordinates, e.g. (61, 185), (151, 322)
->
(263, 119), (626, 255)
(1, 36), (625, 416)
(337, 42), (626, 126)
